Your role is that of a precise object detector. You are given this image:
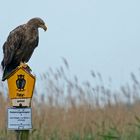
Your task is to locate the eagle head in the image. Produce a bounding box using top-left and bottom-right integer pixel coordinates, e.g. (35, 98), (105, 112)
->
(27, 17), (47, 31)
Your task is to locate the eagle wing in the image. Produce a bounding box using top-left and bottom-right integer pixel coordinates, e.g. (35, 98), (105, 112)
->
(2, 25), (25, 68)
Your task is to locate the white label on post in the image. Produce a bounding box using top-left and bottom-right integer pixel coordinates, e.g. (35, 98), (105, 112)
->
(7, 108), (32, 130)
(11, 98), (31, 107)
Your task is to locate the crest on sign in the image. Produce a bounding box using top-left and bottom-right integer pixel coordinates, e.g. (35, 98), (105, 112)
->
(16, 74), (26, 91)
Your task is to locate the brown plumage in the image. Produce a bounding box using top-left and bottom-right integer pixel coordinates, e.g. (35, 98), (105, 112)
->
(1, 17), (47, 81)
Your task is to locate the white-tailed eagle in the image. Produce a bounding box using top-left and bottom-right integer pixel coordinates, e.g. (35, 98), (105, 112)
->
(1, 17), (47, 81)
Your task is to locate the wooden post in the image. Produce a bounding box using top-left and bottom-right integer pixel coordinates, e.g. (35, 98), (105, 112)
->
(6, 65), (35, 140)
(16, 130), (29, 140)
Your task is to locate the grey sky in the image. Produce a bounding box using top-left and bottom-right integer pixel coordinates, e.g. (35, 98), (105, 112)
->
(1, 0), (140, 87)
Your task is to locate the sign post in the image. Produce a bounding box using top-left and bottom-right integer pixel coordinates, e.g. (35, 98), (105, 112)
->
(6, 65), (36, 140)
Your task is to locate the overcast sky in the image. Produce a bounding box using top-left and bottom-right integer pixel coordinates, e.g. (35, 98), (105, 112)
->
(1, 0), (140, 88)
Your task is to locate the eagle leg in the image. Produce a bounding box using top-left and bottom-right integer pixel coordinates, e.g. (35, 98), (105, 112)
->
(20, 62), (28, 68)
(19, 62), (32, 73)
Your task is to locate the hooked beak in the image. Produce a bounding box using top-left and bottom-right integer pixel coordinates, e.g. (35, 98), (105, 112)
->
(41, 24), (47, 31)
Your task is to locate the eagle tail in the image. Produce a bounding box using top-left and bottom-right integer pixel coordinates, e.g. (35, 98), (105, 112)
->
(1, 60), (4, 70)
(2, 64), (17, 81)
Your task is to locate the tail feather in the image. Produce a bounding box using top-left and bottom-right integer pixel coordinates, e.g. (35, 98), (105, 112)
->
(2, 64), (17, 81)
(1, 60), (4, 70)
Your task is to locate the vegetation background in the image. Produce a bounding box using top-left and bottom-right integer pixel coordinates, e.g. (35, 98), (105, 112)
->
(1, 61), (140, 140)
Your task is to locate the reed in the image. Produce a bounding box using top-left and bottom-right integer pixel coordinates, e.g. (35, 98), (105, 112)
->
(0, 61), (140, 139)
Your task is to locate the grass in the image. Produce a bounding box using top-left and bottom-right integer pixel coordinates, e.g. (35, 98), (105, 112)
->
(0, 61), (140, 139)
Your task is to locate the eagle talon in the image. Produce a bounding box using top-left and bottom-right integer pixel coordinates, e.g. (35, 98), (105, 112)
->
(20, 62), (28, 68)
(19, 62), (32, 73)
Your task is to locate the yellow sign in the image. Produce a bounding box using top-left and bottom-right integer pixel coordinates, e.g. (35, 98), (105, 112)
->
(7, 66), (35, 99)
